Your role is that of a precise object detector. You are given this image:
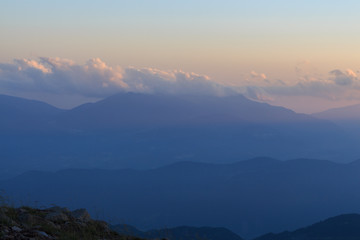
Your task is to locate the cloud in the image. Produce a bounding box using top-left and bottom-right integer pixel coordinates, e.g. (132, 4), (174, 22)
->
(123, 67), (234, 96)
(238, 66), (360, 102)
(0, 57), (233, 99)
(329, 69), (357, 86)
(0, 58), (127, 98)
(2, 57), (360, 109)
(242, 86), (273, 102)
(250, 71), (267, 81)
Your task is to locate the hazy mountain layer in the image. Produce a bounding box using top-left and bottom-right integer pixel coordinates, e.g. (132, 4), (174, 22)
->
(1, 93), (358, 179)
(313, 103), (360, 136)
(112, 224), (244, 240)
(254, 214), (360, 240)
(2, 157), (360, 238)
(313, 103), (360, 120)
(0, 94), (63, 133)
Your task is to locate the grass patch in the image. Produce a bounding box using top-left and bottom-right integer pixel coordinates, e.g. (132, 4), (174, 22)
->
(3, 206), (18, 221)
(20, 206), (47, 217)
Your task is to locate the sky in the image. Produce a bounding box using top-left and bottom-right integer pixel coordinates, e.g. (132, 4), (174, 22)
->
(1, 0), (360, 113)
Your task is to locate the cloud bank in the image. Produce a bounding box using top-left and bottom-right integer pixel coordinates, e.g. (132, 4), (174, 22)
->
(1, 57), (360, 110)
(240, 67), (360, 102)
(0, 57), (233, 99)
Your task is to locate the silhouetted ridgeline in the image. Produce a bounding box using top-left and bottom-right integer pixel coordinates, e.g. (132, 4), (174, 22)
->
(254, 214), (360, 240)
(2, 157), (360, 238)
(112, 224), (244, 240)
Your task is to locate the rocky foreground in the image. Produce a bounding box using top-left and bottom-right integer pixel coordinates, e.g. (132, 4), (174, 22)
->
(0, 206), (145, 240)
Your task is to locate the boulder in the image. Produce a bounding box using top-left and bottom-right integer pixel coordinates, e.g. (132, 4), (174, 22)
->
(11, 226), (22, 232)
(71, 208), (91, 222)
(45, 211), (69, 223)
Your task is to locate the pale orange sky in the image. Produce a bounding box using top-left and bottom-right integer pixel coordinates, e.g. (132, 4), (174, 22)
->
(1, 0), (360, 113)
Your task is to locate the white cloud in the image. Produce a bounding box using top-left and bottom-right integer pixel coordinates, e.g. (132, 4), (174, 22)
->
(239, 67), (360, 102)
(2, 57), (360, 109)
(250, 71), (267, 81)
(122, 67), (233, 96)
(329, 69), (357, 86)
(0, 57), (233, 99)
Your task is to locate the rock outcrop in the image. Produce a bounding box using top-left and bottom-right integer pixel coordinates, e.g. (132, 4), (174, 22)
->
(0, 205), (144, 240)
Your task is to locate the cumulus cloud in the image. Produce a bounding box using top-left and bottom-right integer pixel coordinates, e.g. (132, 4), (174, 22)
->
(250, 71), (267, 81)
(0, 57), (233, 99)
(237, 65), (360, 102)
(122, 67), (233, 96)
(0, 58), (127, 98)
(329, 69), (357, 86)
(2, 57), (360, 109)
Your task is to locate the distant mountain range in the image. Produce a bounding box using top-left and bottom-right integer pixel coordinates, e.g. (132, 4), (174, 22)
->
(52, 93), (315, 129)
(313, 103), (360, 120)
(112, 224), (244, 240)
(1, 93), (359, 179)
(3, 157), (360, 238)
(254, 214), (360, 240)
(114, 214), (360, 240)
(0, 94), (63, 133)
(313, 103), (360, 136)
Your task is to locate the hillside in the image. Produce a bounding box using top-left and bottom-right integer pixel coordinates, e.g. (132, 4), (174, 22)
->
(0, 204), (244, 240)
(0, 205), (143, 240)
(254, 214), (360, 240)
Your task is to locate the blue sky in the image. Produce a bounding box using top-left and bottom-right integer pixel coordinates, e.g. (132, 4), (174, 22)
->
(2, 0), (359, 69)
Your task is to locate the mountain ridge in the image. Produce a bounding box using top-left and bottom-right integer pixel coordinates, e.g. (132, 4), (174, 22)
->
(3, 157), (360, 238)
(112, 224), (244, 240)
(254, 213), (360, 240)
(313, 103), (360, 120)
(1, 92), (357, 181)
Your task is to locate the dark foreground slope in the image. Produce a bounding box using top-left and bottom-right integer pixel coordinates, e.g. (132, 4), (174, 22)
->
(0, 205), (143, 240)
(0, 204), (244, 240)
(254, 214), (360, 240)
(3, 158), (360, 238)
(113, 224), (243, 240)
